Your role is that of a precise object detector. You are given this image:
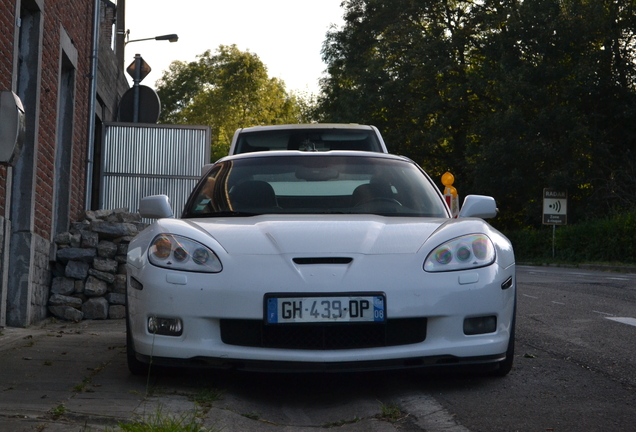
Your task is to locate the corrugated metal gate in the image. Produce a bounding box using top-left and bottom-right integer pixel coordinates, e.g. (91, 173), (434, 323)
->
(101, 122), (211, 216)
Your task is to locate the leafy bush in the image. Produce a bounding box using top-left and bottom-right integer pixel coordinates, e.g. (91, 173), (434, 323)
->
(502, 213), (636, 264)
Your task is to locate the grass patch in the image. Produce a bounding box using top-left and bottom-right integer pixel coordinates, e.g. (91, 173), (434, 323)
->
(377, 402), (405, 423)
(49, 404), (67, 419)
(109, 408), (218, 432)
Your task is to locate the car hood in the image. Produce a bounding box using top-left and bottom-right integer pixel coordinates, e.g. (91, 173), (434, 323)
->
(185, 215), (448, 256)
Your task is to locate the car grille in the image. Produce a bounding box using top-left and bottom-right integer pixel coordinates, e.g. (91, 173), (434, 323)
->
(220, 318), (427, 350)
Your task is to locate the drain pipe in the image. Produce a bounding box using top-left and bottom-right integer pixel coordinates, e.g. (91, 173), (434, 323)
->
(85, 0), (100, 210)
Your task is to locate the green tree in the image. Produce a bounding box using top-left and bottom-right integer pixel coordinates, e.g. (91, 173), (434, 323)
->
(319, 0), (636, 229)
(156, 45), (308, 160)
(318, 0), (483, 179)
(469, 0), (636, 227)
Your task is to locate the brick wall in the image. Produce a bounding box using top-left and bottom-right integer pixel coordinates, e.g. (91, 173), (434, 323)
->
(0, 0), (110, 236)
(33, 0), (94, 240)
(0, 0), (129, 327)
(0, 3), (15, 215)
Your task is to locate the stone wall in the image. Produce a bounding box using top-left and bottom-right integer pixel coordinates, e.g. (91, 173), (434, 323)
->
(49, 208), (146, 321)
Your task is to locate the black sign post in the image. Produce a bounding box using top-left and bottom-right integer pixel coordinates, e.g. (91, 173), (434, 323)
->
(120, 55), (160, 123)
(126, 55), (152, 122)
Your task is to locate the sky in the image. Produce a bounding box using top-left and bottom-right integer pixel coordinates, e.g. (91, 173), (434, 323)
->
(124, 0), (346, 95)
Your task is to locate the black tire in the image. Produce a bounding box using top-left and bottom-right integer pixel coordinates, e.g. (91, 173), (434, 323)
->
(491, 307), (516, 377)
(126, 313), (150, 376)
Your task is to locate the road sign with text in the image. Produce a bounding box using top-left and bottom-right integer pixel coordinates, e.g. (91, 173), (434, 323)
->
(543, 189), (567, 225)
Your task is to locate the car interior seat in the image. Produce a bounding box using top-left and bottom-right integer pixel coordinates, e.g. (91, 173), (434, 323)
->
(231, 180), (278, 209)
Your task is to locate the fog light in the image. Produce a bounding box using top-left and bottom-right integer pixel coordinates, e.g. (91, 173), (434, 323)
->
(148, 316), (183, 336)
(464, 316), (497, 335)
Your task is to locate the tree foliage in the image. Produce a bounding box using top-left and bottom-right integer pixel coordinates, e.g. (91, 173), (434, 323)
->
(156, 45), (307, 160)
(318, 0), (636, 229)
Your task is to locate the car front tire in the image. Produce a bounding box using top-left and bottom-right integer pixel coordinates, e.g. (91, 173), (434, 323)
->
(491, 308), (516, 377)
(126, 311), (150, 376)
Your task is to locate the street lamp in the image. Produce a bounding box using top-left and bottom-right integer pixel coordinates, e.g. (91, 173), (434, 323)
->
(124, 30), (179, 45)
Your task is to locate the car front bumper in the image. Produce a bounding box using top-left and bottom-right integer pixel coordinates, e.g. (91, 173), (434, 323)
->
(126, 255), (515, 371)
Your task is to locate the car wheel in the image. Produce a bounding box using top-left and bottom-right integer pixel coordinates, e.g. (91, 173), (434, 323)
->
(491, 308), (516, 377)
(126, 313), (150, 376)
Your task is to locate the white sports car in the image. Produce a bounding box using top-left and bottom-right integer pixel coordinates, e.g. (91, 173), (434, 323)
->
(126, 151), (516, 376)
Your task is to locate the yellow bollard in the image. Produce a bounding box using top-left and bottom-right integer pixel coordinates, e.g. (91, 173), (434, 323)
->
(441, 172), (459, 217)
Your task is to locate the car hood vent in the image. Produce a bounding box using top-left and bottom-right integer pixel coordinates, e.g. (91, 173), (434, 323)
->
(293, 257), (353, 265)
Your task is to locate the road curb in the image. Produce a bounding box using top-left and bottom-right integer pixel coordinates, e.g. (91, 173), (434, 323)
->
(518, 262), (636, 273)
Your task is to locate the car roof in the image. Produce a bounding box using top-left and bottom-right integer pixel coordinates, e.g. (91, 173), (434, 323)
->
(235, 123), (375, 133)
(228, 123), (389, 155)
(201, 151), (413, 177)
(217, 150), (410, 164)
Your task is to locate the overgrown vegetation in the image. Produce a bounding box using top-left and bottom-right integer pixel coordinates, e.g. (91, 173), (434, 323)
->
(501, 212), (636, 264)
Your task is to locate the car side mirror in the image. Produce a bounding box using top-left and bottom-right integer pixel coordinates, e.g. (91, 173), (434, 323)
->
(139, 195), (174, 219)
(458, 195), (498, 219)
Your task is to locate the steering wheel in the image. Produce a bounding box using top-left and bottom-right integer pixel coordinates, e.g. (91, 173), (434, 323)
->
(357, 197), (403, 207)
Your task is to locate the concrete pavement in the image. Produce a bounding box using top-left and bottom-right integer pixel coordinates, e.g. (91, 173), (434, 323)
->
(0, 319), (222, 431)
(0, 318), (467, 432)
(0, 319), (151, 431)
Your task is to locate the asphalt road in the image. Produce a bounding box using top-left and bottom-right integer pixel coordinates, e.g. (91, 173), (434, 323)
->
(423, 265), (636, 431)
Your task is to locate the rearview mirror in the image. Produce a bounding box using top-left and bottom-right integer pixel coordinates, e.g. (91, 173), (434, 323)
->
(458, 195), (498, 219)
(139, 195), (174, 219)
(295, 167), (339, 181)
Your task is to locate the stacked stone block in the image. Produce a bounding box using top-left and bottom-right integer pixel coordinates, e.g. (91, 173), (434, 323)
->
(49, 208), (147, 321)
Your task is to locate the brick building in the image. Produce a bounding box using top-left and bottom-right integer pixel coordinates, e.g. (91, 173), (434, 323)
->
(0, 0), (129, 327)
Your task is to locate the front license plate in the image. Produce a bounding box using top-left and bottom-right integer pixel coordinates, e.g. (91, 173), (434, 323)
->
(266, 295), (385, 324)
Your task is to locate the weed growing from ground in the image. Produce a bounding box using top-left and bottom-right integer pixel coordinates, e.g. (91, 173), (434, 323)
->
(378, 402), (404, 422)
(109, 407), (218, 432)
(50, 404), (67, 419)
(191, 388), (224, 408)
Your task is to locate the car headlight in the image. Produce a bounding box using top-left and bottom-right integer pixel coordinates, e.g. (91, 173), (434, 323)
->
(424, 234), (495, 272)
(148, 234), (222, 273)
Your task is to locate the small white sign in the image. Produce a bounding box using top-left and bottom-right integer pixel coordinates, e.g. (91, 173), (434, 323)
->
(543, 189), (567, 225)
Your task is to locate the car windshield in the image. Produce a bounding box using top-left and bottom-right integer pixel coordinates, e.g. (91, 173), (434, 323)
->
(234, 128), (383, 153)
(182, 155), (449, 218)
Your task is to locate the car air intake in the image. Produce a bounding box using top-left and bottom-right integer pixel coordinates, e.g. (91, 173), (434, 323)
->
(220, 318), (427, 349)
(293, 257), (353, 265)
